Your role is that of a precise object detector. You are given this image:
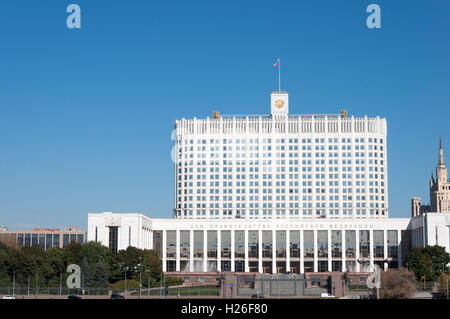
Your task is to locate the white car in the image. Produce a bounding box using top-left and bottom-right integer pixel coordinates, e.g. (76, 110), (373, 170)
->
(2, 295), (16, 299)
(321, 293), (335, 298)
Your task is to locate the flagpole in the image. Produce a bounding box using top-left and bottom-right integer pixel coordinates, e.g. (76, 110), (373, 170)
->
(278, 58), (281, 92)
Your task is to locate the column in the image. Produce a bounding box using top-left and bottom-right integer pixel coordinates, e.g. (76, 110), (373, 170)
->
(244, 229), (249, 272)
(258, 229), (263, 273)
(162, 230), (167, 272)
(217, 230), (222, 272)
(176, 229), (180, 272)
(328, 230), (332, 272)
(369, 229), (374, 270)
(189, 230), (194, 272)
(272, 230), (276, 274)
(355, 229), (360, 272)
(203, 230), (208, 272)
(231, 230), (235, 272)
(397, 230), (402, 268)
(313, 229), (318, 272)
(286, 230), (290, 273)
(341, 230), (346, 272)
(383, 230), (388, 271)
(300, 229), (304, 273)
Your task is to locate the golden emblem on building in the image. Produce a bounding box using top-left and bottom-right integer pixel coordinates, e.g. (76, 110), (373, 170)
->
(275, 99), (284, 108)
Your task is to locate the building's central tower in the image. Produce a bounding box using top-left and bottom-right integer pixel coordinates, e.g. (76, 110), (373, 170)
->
(270, 91), (289, 116)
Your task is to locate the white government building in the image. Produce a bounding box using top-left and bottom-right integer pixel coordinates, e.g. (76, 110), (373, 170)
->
(88, 91), (450, 274)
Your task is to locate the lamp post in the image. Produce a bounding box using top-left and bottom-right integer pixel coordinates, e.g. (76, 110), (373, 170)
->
(447, 268), (449, 300)
(443, 266), (449, 300)
(124, 266), (128, 298)
(447, 270), (449, 300)
(12, 270), (15, 297)
(36, 267), (39, 297)
(137, 258), (142, 299)
(148, 275), (151, 298)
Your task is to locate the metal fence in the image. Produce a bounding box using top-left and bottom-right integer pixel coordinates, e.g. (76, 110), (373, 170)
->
(0, 286), (110, 296)
(0, 285), (220, 298)
(415, 283), (436, 292)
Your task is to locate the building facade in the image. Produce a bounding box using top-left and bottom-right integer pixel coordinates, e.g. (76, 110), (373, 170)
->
(88, 212), (409, 274)
(88, 91), (450, 275)
(173, 91), (388, 219)
(0, 226), (85, 250)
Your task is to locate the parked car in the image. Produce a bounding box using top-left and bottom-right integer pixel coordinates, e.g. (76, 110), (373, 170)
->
(67, 295), (82, 299)
(321, 293), (335, 298)
(2, 295), (16, 299)
(111, 293), (126, 299)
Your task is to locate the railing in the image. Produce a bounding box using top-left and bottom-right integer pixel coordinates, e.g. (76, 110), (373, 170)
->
(416, 283), (436, 292)
(0, 285), (220, 298)
(0, 286), (109, 296)
(128, 285), (220, 297)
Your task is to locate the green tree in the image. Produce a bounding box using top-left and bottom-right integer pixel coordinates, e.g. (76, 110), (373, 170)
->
(109, 246), (162, 286)
(10, 246), (50, 286)
(44, 247), (66, 282)
(406, 245), (450, 282)
(80, 241), (113, 268)
(0, 242), (12, 285)
(64, 242), (82, 265)
(80, 257), (92, 290)
(140, 249), (162, 287)
(92, 260), (108, 288)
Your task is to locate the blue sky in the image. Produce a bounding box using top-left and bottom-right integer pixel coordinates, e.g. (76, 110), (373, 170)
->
(0, 1), (449, 230)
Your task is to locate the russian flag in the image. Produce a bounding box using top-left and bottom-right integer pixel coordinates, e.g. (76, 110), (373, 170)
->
(273, 58), (280, 68)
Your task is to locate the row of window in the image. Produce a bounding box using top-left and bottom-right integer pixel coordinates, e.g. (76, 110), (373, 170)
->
(180, 138), (385, 145)
(157, 229), (398, 260)
(176, 209), (387, 216)
(0, 233), (85, 250)
(165, 259), (398, 273)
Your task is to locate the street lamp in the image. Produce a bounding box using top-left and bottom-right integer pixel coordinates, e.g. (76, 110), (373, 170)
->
(123, 265), (129, 298)
(442, 266), (449, 300)
(137, 258), (142, 299)
(36, 267), (39, 297)
(12, 269), (15, 297)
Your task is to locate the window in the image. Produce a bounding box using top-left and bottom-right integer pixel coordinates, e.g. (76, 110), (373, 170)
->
(359, 230), (370, 258)
(108, 227), (118, 254)
(276, 231), (286, 258)
(194, 230), (203, 258)
(248, 231), (258, 258)
(207, 230), (217, 258)
(235, 231), (245, 259)
(345, 230), (356, 258)
(290, 230), (300, 258)
(180, 231), (190, 258)
(373, 230), (384, 258)
(221, 230), (231, 258)
(317, 230), (328, 258)
(153, 231), (163, 257)
(262, 231), (272, 258)
(166, 230), (176, 258)
(304, 231), (314, 258)
(331, 230), (342, 258)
